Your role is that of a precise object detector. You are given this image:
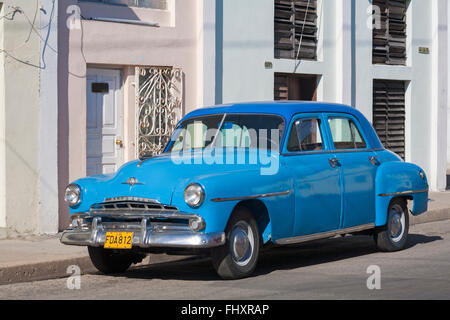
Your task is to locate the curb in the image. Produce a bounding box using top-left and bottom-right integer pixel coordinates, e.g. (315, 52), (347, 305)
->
(0, 228), (7, 241)
(0, 256), (95, 286)
(1, 208), (449, 286)
(410, 207), (450, 226)
(0, 253), (189, 286)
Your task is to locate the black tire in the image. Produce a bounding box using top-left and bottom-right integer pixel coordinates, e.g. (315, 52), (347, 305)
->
(374, 198), (409, 252)
(88, 247), (144, 274)
(211, 207), (260, 280)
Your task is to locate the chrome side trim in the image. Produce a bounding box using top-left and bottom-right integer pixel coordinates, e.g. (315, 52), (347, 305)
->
(211, 190), (290, 203)
(378, 189), (428, 197)
(275, 223), (375, 246)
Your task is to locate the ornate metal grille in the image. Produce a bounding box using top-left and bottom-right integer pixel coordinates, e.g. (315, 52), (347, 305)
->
(136, 66), (183, 157)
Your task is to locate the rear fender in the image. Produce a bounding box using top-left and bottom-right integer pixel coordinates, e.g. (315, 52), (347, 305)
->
(375, 161), (428, 227)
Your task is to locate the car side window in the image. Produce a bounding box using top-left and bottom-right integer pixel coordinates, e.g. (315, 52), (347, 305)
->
(328, 117), (367, 150)
(287, 118), (324, 152)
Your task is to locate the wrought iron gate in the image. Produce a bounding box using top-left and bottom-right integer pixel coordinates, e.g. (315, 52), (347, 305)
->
(135, 66), (183, 158)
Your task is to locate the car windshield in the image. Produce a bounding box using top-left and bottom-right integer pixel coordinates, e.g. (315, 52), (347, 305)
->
(165, 114), (285, 153)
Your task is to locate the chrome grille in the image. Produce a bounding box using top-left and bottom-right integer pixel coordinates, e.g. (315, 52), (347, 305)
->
(90, 198), (178, 213)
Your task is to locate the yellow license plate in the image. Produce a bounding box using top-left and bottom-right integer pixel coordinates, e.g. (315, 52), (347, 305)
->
(104, 232), (133, 249)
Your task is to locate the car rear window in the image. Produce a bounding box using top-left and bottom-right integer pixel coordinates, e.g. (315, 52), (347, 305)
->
(328, 117), (367, 150)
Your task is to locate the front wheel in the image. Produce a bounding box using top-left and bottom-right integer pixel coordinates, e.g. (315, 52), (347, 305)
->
(374, 198), (409, 252)
(211, 207), (260, 280)
(88, 247), (144, 274)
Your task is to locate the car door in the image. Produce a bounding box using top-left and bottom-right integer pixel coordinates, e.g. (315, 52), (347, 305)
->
(324, 113), (378, 229)
(283, 113), (342, 237)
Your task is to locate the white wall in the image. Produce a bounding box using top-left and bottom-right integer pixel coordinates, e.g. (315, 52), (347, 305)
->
(447, 0), (450, 181)
(219, 0), (274, 104)
(39, 0), (59, 234)
(196, 0), (216, 108)
(0, 2), (6, 228)
(2, 0), (42, 234)
(429, 0), (448, 191)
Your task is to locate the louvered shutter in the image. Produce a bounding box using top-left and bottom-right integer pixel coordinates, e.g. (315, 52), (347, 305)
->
(275, 0), (318, 60)
(372, 0), (407, 65)
(274, 74), (289, 100)
(373, 80), (406, 160)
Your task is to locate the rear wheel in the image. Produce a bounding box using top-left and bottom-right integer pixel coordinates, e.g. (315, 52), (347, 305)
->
(211, 207), (260, 280)
(88, 247), (144, 274)
(374, 198), (409, 252)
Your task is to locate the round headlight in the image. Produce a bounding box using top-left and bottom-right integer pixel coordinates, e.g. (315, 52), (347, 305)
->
(64, 184), (81, 207)
(184, 183), (205, 208)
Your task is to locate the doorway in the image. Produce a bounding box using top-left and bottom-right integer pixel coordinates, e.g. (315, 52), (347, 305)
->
(274, 73), (318, 101)
(86, 68), (124, 176)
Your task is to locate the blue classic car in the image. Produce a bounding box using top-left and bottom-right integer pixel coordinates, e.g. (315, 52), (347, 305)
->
(61, 102), (429, 279)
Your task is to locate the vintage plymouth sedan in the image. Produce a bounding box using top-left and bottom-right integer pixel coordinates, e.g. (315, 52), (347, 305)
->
(61, 102), (429, 279)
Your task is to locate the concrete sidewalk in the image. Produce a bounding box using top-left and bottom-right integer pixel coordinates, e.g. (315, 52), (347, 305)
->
(410, 191), (450, 225)
(0, 234), (190, 285)
(1, 191), (450, 285)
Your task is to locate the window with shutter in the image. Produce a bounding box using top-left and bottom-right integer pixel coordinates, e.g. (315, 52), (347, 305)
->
(274, 0), (318, 60)
(274, 73), (318, 101)
(372, 0), (407, 65)
(275, 75), (289, 101)
(373, 80), (406, 160)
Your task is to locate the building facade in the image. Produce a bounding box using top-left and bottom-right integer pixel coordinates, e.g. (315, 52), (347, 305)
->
(216, 0), (448, 193)
(57, 0), (215, 229)
(0, 0), (448, 236)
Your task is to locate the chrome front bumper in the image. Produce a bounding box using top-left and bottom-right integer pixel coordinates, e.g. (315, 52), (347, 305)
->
(60, 215), (226, 249)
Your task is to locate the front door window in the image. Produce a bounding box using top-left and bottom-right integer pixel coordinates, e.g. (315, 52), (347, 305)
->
(287, 118), (323, 152)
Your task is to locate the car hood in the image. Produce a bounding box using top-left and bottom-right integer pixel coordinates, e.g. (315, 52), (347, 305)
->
(71, 149), (280, 213)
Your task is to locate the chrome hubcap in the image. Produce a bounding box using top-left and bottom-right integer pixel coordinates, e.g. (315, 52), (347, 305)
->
(230, 221), (254, 266)
(389, 205), (405, 242)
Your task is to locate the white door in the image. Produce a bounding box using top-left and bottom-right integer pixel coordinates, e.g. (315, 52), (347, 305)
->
(86, 69), (123, 176)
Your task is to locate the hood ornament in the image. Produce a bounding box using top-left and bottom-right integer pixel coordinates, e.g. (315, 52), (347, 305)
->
(121, 177), (144, 187)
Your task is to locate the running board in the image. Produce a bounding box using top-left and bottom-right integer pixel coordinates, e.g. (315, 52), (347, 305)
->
(275, 223), (375, 246)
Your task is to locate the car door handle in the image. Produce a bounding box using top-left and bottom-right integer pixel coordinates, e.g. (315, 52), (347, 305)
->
(369, 156), (380, 166)
(328, 158), (340, 168)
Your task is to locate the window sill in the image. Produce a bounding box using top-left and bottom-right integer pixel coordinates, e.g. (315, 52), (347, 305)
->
(78, 2), (172, 27)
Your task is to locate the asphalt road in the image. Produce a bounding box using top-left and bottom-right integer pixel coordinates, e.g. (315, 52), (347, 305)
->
(1, 219), (450, 300)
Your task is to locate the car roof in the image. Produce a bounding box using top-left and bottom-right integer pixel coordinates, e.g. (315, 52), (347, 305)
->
(181, 101), (384, 150)
(184, 101), (357, 120)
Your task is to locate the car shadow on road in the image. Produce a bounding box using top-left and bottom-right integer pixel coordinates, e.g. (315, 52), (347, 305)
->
(114, 233), (442, 282)
(404, 233), (443, 249)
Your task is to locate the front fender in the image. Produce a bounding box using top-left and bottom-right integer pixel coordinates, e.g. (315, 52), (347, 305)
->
(375, 161), (429, 226)
(171, 167), (293, 239)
